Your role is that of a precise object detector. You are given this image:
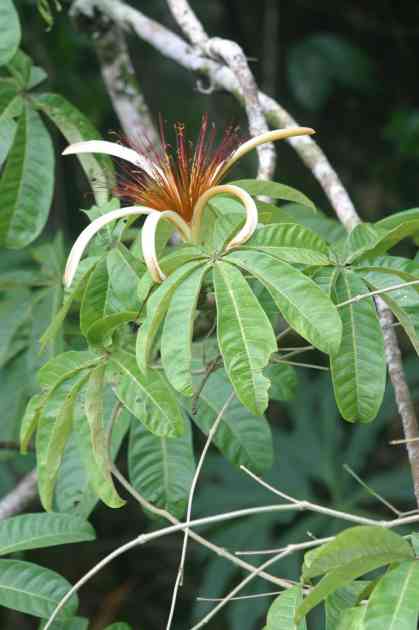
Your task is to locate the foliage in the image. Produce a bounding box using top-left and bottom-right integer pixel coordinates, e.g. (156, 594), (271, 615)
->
(0, 1), (419, 629)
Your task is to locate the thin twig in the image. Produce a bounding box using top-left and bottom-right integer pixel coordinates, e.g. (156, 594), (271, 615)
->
(235, 536), (333, 556)
(343, 464), (401, 516)
(166, 391), (235, 630)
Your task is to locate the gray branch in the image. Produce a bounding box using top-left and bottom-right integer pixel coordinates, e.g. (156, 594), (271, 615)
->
(0, 470), (38, 521)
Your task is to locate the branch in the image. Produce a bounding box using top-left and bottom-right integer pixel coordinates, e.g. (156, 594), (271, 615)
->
(94, 24), (159, 144)
(0, 470), (38, 520)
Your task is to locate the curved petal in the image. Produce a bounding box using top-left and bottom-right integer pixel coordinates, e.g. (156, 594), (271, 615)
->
(141, 211), (192, 283)
(62, 140), (156, 177)
(64, 206), (155, 287)
(191, 184), (258, 250)
(219, 127), (315, 178)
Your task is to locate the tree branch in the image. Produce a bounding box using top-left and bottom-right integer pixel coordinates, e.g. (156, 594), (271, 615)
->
(0, 470), (38, 521)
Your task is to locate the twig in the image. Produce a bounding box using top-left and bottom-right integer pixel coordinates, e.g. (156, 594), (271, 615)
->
(166, 391), (235, 630)
(197, 591), (281, 602)
(189, 538), (330, 630)
(191, 355), (220, 415)
(337, 278), (419, 309)
(343, 463), (402, 516)
(235, 536), (333, 556)
(0, 441), (34, 452)
(0, 470), (38, 520)
(111, 465), (292, 588)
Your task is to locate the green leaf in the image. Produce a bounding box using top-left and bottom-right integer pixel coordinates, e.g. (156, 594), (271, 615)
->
(0, 288), (32, 367)
(87, 311), (138, 347)
(37, 372), (89, 510)
(309, 266), (338, 296)
(264, 585), (306, 630)
(107, 244), (145, 311)
(7, 50), (31, 88)
(377, 207), (419, 233)
(161, 264), (209, 396)
(265, 363), (297, 401)
(104, 623), (132, 630)
(0, 105), (54, 248)
(366, 220), (419, 257)
(136, 259), (205, 371)
(40, 257), (99, 351)
(363, 560), (419, 630)
(284, 203), (346, 243)
(245, 223), (330, 266)
(335, 606), (367, 630)
(326, 582), (370, 630)
(80, 257), (122, 337)
(54, 401), (130, 517)
(231, 179), (316, 210)
(303, 526), (413, 579)
(189, 367), (273, 473)
(113, 349), (185, 437)
(0, 119), (16, 168)
(0, 513), (95, 555)
(331, 271), (386, 422)
(226, 249), (342, 355)
(20, 392), (46, 453)
(296, 553), (413, 624)
(83, 363), (125, 508)
(38, 350), (100, 391)
(37, 0), (62, 30)
(0, 1), (21, 66)
(336, 224), (388, 264)
(0, 559), (78, 619)
(128, 413), (195, 518)
(214, 261), (277, 415)
(0, 80), (22, 120)
(74, 394), (125, 509)
(33, 93), (113, 204)
(357, 265), (419, 309)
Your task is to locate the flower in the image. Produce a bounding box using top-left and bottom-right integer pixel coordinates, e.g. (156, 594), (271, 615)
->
(63, 117), (314, 284)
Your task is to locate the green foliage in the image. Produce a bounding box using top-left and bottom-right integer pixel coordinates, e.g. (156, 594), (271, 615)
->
(263, 585), (307, 630)
(0, 1), (20, 67)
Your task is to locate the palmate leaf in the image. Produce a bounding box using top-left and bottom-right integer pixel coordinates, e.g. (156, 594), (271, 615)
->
(263, 585), (306, 630)
(231, 179), (316, 210)
(225, 249), (342, 355)
(33, 93), (113, 204)
(362, 560), (419, 630)
(128, 412), (195, 518)
(80, 257), (125, 337)
(38, 350), (100, 392)
(188, 367), (273, 473)
(0, 559), (78, 620)
(0, 0), (21, 66)
(335, 606), (367, 629)
(335, 224), (388, 264)
(112, 349), (185, 437)
(214, 260), (277, 415)
(309, 266), (338, 296)
(247, 222), (330, 262)
(330, 271), (386, 422)
(0, 104), (54, 249)
(136, 259), (205, 370)
(0, 513), (95, 555)
(161, 263), (210, 396)
(87, 311), (138, 347)
(107, 244), (145, 311)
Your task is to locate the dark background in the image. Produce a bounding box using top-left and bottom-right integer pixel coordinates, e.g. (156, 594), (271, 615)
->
(3, 1), (419, 628)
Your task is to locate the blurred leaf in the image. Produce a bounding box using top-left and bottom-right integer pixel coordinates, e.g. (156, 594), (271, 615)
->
(335, 606), (367, 629)
(288, 34), (375, 110)
(189, 368), (274, 473)
(0, 288), (31, 367)
(214, 261), (277, 415)
(0, 79), (21, 121)
(20, 392), (47, 454)
(363, 560), (419, 629)
(128, 413), (195, 518)
(284, 204), (346, 243)
(232, 179), (316, 210)
(113, 349), (185, 437)
(7, 50), (31, 88)
(37, 0), (62, 30)
(264, 585), (306, 630)
(226, 249), (342, 355)
(0, 119), (16, 168)
(0, 513), (95, 555)
(0, 104), (54, 248)
(38, 618), (89, 630)
(161, 264), (209, 396)
(0, 1), (21, 67)
(330, 271), (386, 422)
(265, 363), (297, 401)
(87, 311), (137, 347)
(103, 624), (132, 630)
(0, 559), (78, 619)
(33, 93), (113, 205)
(107, 244), (145, 311)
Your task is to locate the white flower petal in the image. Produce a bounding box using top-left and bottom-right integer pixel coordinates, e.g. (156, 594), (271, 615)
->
(64, 206), (154, 287)
(62, 140), (156, 177)
(141, 211), (191, 283)
(220, 127), (315, 177)
(191, 184), (258, 249)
